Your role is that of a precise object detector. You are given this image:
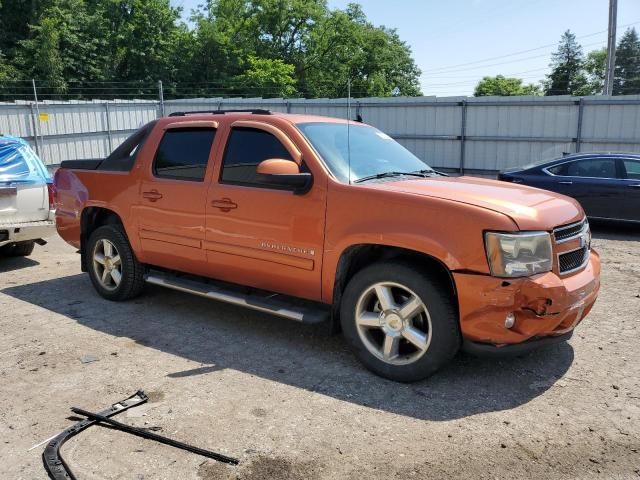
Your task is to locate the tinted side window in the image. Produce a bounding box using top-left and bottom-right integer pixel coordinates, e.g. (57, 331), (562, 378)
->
(154, 128), (216, 181)
(623, 159), (640, 180)
(221, 127), (292, 186)
(548, 158), (617, 178)
(99, 121), (156, 172)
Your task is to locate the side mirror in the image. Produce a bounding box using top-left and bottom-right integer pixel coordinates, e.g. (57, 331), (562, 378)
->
(256, 158), (313, 194)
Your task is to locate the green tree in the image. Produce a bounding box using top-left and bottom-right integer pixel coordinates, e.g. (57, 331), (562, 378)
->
(15, 0), (111, 94)
(96, 0), (185, 83)
(0, 0), (51, 59)
(301, 4), (421, 97)
(474, 75), (541, 96)
(0, 50), (17, 81)
(613, 27), (640, 95)
(191, 0), (421, 98)
(583, 48), (606, 95)
(544, 30), (589, 96)
(233, 55), (297, 97)
(0, 0), (422, 99)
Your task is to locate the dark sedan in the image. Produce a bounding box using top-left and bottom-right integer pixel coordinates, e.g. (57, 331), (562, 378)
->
(498, 153), (640, 223)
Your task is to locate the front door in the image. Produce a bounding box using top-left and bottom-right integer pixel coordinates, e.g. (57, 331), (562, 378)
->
(135, 124), (218, 274)
(204, 122), (326, 301)
(546, 157), (619, 218)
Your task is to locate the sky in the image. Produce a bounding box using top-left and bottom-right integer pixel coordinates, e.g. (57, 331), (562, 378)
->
(172, 0), (640, 97)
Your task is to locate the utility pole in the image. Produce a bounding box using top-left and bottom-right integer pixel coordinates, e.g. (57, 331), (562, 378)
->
(603, 0), (618, 95)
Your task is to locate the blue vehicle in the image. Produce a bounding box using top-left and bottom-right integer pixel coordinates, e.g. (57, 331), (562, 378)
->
(498, 153), (640, 223)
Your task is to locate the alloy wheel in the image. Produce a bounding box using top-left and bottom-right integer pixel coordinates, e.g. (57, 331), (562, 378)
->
(92, 239), (122, 291)
(355, 282), (432, 366)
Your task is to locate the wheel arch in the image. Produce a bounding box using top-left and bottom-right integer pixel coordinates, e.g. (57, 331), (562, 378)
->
(328, 244), (457, 334)
(80, 207), (124, 272)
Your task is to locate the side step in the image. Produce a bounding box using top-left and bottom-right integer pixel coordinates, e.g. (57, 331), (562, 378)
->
(145, 270), (330, 324)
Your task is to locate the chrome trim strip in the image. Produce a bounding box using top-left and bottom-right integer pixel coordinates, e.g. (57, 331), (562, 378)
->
(541, 156), (629, 179)
(553, 218), (588, 244)
(553, 219), (585, 232)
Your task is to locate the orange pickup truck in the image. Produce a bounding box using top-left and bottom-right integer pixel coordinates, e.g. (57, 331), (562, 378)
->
(55, 110), (600, 381)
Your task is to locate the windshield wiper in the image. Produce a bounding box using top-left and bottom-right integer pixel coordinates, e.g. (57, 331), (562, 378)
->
(410, 168), (449, 177)
(353, 171), (430, 183)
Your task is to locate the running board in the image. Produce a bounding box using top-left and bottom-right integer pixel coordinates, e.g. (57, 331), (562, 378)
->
(145, 271), (329, 324)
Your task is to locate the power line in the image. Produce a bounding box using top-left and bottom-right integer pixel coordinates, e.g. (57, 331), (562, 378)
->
(421, 19), (640, 75)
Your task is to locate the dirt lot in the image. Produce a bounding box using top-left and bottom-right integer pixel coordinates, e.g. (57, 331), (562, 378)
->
(1, 223), (639, 480)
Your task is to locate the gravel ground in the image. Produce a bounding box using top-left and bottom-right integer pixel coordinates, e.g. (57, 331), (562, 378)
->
(1, 222), (639, 480)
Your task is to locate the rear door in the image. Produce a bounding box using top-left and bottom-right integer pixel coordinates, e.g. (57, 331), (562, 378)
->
(620, 158), (640, 221)
(0, 139), (49, 226)
(134, 122), (219, 274)
(544, 157), (620, 218)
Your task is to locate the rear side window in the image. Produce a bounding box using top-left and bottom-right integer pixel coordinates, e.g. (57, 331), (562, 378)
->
(154, 128), (216, 181)
(548, 158), (617, 178)
(221, 127), (292, 186)
(623, 159), (640, 180)
(100, 121), (156, 172)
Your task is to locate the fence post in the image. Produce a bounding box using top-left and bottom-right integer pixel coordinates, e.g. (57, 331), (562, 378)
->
(105, 103), (113, 152)
(356, 100), (361, 121)
(286, 100), (291, 113)
(575, 98), (584, 153)
(29, 103), (40, 156)
(459, 100), (467, 174)
(31, 79), (43, 158)
(158, 80), (165, 117)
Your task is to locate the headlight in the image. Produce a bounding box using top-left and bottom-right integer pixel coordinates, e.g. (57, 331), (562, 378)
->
(484, 231), (553, 278)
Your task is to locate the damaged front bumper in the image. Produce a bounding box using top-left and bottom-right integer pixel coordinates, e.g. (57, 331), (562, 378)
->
(453, 250), (600, 352)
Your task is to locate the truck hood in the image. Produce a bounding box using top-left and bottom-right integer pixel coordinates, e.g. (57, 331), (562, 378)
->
(371, 175), (583, 230)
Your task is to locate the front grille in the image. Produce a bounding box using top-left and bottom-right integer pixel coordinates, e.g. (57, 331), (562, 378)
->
(559, 246), (588, 273)
(554, 220), (586, 242)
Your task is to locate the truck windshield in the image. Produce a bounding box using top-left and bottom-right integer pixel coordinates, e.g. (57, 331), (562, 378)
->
(297, 122), (433, 183)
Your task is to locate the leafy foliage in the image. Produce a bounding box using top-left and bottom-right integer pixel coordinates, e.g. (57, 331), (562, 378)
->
(233, 56), (297, 97)
(0, 0), (422, 98)
(474, 75), (540, 97)
(583, 48), (606, 95)
(544, 30), (589, 96)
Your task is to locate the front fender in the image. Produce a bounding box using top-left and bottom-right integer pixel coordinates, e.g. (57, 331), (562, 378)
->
(321, 183), (517, 303)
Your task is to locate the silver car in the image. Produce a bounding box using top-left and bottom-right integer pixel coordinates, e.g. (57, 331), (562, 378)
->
(0, 136), (55, 256)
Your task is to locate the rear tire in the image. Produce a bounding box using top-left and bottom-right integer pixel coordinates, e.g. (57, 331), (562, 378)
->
(340, 261), (460, 382)
(87, 225), (145, 301)
(0, 241), (35, 257)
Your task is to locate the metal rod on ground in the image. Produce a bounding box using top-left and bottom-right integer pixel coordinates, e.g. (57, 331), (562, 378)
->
(71, 407), (239, 465)
(603, 0), (618, 95)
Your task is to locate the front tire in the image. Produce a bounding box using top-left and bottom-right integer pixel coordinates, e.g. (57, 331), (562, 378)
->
(340, 262), (460, 382)
(87, 225), (145, 301)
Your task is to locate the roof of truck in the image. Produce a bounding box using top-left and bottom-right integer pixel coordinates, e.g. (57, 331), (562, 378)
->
(165, 110), (356, 125)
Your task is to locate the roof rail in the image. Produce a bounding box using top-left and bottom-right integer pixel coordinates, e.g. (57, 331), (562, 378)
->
(168, 109), (272, 117)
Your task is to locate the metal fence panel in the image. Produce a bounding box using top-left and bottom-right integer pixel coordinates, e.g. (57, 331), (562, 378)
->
(2, 94), (640, 171)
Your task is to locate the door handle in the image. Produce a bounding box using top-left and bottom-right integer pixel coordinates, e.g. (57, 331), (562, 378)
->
(629, 184), (640, 188)
(142, 190), (163, 202)
(558, 181), (573, 185)
(211, 197), (238, 212)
